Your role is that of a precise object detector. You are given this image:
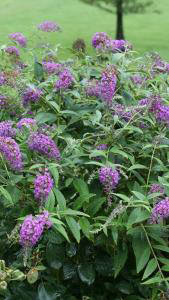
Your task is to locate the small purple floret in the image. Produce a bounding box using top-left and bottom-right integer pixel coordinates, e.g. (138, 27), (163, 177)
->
(0, 136), (23, 171)
(8, 32), (27, 47)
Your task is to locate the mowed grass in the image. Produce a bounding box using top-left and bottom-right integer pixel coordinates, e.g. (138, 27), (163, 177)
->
(0, 0), (169, 59)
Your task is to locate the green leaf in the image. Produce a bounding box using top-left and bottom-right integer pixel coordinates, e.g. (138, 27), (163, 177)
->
(48, 165), (59, 187)
(142, 276), (168, 285)
(79, 217), (91, 238)
(45, 190), (55, 212)
(128, 208), (150, 226)
(63, 263), (76, 280)
(27, 269), (38, 284)
(114, 244), (128, 278)
(54, 188), (66, 210)
(132, 191), (147, 201)
(38, 283), (55, 300)
(34, 60), (44, 82)
(0, 186), (13, 207)
(153, 244), (169, 253)
(128, 164), (147, 171)
(35, 112), (57, 124)
(65, 216), (80, 243)
(132, 231), (151, 273)
(142, 258), (158, 280)
(87, 197), (106, 216)
(52, 224), (70, 242)
(78, 264), (95, 285)
(46, 243), (65, 270)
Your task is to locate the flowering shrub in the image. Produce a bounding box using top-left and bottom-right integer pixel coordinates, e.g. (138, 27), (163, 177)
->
(1, 24), (169, 299)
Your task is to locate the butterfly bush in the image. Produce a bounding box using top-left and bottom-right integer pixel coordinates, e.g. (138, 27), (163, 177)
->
(0, 136), (22, 170)
(37, 21), (61, 32)
(34, 169), (54, 203)
(8, 32), (27, 47)
(1, 27), (169, 297)
(19, 211), (52, 248)
(28, 132), (61, 160)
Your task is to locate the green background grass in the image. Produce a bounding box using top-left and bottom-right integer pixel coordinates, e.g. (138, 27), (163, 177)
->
(0, 0), (169, 59)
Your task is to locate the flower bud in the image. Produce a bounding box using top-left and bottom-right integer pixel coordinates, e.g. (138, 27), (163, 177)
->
(11, 270), (26, 281)
(0, 281), (7, 290)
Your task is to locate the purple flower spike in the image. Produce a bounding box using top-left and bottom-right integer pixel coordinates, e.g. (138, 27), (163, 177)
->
(0, 136), (23, 171)
(99, 167), (120, 194)
(0, 73), (6, 86)
(150, 197), (169, 223)
(8, 32), (27, 47)
(17, 118), (36, 130)
(22, 87), (43, 106)
(42, 61), (63, 75)
(28, 132), (61, 161)
(55, 69), (74, 91)
(92, 32), (109, 51)
(0, 121), (16, 137)
(149, 183), (165, 195)
(37, 21), (61, 32)
(5, 46), (20, 56)
(100, 65), (117, 106)
(19, 211), (52, 248)
(34, 169), (54, 203)
(86, 80), (101, 98)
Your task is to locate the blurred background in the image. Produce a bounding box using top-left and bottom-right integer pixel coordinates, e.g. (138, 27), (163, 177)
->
(0, 0), (168, 59)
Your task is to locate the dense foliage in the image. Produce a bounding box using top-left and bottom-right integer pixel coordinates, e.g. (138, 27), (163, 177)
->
(1, 23), (169, 299)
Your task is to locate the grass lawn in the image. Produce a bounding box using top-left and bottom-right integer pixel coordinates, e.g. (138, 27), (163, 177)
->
(0, 0), (169, 59)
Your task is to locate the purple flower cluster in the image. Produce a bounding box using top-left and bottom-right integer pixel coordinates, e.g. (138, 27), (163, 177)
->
(34, 169), (54, 203)
(100, 65), (117, 106)
(85, 80), (101, 98)
(105, 39), (132, 53)
(149, 183), (165, 195)
(0, 95), (7, 108)
(5, 46), (20, 56)
(91, 32), (109, 50)
(0, 121), (16, 137)
(8, 32), (27, 47)
(42, 61), (63, 75)
(37, 21), (61, 32)
(91, 32), (132, 53)
(99, 167), (120, 194)
(17, 118), (36, 130)
(139, 96), (169, 126)
(28, 132), (61, 160)
(55, 69), (74, 91)
(22, 87), (43, 106)
(19, 211), (52, 248)
(112, 103), (133, 122)
(131, 75), (145, 85)
(151, 57), (169, 75)
(96, 144), (108, 151)
(150, 197), (169, 223)
(0, 136), (22, 170)
(0, 73), (6, 86)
